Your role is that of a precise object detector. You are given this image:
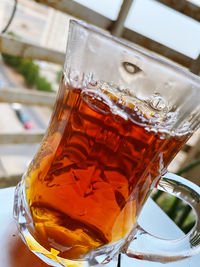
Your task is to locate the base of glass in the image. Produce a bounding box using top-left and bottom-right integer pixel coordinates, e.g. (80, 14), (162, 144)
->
(13, 181), (122, 267)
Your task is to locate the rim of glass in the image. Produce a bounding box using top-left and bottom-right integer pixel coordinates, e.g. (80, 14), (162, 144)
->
(70, 19), (200, 89)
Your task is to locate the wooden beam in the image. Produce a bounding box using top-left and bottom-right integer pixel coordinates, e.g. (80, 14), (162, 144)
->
(0, 132), (44, 144)
(190, 54), (200, 75)
(35, 0), (200, 25)
(0, 34), (65, 64)
(178, 134), (200, 186)
(110, 0), (133, 37)
(0, 87), (56, 107)
(0, 174), (22, 188)
(34, 0), (112, 29)
(155, 0), (200, 22)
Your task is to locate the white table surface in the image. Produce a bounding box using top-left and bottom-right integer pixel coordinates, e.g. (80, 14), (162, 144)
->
(0, 187), (200, 267)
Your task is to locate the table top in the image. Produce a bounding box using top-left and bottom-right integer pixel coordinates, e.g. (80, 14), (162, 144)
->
(0, 187), (200, 267)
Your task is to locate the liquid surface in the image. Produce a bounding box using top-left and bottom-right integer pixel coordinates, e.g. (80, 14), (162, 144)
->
(25, 76), (189, 260)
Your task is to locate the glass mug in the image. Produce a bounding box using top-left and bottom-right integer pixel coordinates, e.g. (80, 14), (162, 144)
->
(14, 20), (200, 267)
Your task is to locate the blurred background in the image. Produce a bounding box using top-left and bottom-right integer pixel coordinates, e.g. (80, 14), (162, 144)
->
(0, 0), (200, 234)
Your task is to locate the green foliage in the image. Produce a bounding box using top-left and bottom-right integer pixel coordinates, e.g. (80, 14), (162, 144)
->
(18, 59), (39, 87)
(2, 53), (53, 92)
(36, 76), (53, 92)
(7, 31), (21, 40)
(152, 159), (200, 234)
(152, 190), (196, 234)
(2, 54), (21, 68)
(56, 69), (62, 83)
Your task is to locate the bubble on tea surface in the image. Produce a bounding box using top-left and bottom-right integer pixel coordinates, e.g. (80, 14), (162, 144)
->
(81, 89), (110, 115)
(88, 73), (98, 87)
(148, 93), (167, 111)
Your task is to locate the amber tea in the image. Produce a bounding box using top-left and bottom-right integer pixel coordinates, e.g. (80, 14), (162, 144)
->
(24, 75), (190, 260)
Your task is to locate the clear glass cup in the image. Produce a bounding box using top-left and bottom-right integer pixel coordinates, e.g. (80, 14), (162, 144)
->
(14, 20), (200, 267)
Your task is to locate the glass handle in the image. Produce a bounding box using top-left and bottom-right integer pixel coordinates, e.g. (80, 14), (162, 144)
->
(123, 172), (200, 263)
